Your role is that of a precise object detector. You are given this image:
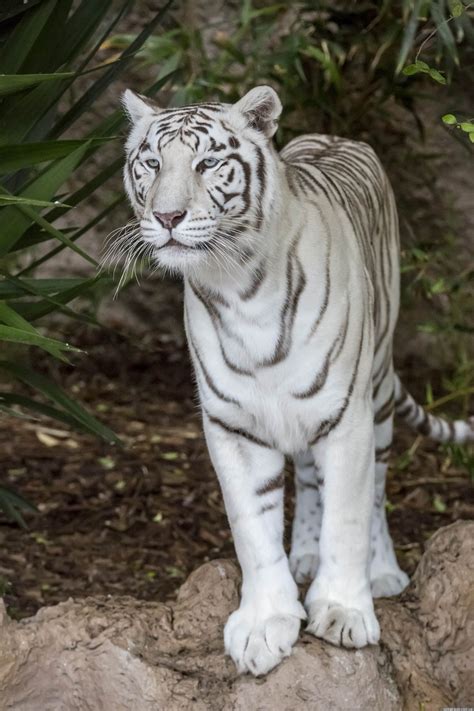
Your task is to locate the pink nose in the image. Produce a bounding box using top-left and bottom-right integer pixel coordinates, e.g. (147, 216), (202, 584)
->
(153, 210), (186, 230)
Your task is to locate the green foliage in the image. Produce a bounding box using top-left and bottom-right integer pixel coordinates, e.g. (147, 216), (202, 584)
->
(107, 0), (472, 141)
(403, 60), (447, 84)
(0, 0), (174, 525)
(442, 443), (474, 480)
(442, 113), (474, 142)
(0, 484), (37, 529)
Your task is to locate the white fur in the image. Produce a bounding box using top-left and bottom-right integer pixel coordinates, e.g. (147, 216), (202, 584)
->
(120, 86), (411, 676)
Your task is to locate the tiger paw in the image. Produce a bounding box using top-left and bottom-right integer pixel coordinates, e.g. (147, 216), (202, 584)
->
(371, 570), (409, 598)
(305, 597), (380, 648)
(224, 603), (305, 676)
(289, 552), (319, 583)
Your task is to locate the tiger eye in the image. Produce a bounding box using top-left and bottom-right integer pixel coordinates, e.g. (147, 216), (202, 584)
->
(197, 157), (220, 172)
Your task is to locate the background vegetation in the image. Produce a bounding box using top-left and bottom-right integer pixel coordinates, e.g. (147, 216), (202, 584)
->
(0, 0), (174, 522)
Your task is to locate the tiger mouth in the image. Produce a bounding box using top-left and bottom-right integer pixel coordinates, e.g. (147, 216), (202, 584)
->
(158, 237), (193, 250)
(158, 237), (211, 251)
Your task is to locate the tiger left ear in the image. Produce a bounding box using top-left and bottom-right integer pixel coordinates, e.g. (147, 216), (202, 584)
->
(122, 89), (161, 124)
(232, 85), (282, 138)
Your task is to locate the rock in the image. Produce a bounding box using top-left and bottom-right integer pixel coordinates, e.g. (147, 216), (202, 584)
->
(0, 525), (473, 710)
(413, 520), (474, 705)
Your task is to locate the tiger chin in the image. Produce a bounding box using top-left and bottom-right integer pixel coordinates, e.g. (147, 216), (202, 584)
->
(116, 85), (474, 677)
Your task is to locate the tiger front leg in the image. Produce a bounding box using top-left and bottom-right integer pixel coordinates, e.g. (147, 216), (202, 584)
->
(305, 402), (380, 648)
(203, 413), (306, 676)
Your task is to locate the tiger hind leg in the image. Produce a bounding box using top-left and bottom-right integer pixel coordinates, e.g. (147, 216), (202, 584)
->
(371, 376), (409, 597)
(289, 450), (322, 584)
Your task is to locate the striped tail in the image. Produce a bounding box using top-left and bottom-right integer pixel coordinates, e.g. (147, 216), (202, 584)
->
(394, 374), (474, 444)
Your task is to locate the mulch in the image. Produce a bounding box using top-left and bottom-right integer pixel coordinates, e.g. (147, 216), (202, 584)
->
(0, 282), (472, 619)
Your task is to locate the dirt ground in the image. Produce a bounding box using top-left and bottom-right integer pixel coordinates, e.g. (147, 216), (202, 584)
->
(0, 278), (472, 620)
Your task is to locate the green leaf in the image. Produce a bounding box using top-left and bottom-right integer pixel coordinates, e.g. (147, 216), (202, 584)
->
(448, 0), (464, 17)
(417, 322), (441, 334)
(0, 1), (43, 24)
(403, 63), (425, 76)
(433, 494), (447, 513)
(0, 485), (37, 529)
(469, 133), (474, 143)
(56, 0), (115, 68)
(459, 122), (474, 133)
(17, 0), (72, 72)
(430, 1), (459, 66)
(16, 196), (121, 270)
(12, 277), (103, 324)
(0, 269), (100, 325)
(8, 199), (98, 267)
(0, 75), (72, 144)
(402, 60), (443, 82)
(442, 113), (457, 124)
(0, 0), (57, 74)
(0, 324), (79, 359)
(51, 0), (174, 137)
(0, 72), (73, 96)
(396, 0), (423, 74)
(0, 278), (86, 300)
(0, 137), (111, 175)
(0, 391), (94, 435)
(430, 277), (447, 294)
(428, 68), (447, 84)
(0, 196), (70, 208)
(0, 362), (122, 445)
(0, 141), (92, 256)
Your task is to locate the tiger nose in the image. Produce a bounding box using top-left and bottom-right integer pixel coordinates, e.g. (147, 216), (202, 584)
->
(153, 210), (186, 230)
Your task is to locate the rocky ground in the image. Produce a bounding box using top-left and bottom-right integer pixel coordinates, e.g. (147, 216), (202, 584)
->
(0, 521), (472, 710)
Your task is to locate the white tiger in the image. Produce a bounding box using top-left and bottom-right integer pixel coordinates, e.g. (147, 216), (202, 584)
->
(117, 85), (474, 677)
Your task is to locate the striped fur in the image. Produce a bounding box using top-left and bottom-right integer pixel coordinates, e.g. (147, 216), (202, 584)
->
(120, 86), (473, 677)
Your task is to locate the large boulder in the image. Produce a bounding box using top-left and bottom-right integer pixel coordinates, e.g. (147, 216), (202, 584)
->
(1, 522), (472, 710)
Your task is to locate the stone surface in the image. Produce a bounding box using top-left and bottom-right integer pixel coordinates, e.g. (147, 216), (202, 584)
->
(1, 524), (473, 710)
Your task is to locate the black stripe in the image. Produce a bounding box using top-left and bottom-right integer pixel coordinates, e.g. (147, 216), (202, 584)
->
(256, 472), (285, 496)
(260, 230), (306, 367)
(309, 317), (366, 446)
(186, 322), (240, 407)
(293, 325), (342, 399)
(259, 503), (278, 514)
(240, 262), (266, 301)
(307, 239), (330, 339)
(375, 444), (391, 462)
(374, 392), (394, 424)
(396, 399), (415, 419)
(206, 412), (272, 449)
(416, 411), (431, 436)
(296, 479), (319, 490)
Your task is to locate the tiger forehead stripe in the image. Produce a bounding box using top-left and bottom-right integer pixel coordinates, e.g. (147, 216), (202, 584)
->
(142, 105), (229, 151)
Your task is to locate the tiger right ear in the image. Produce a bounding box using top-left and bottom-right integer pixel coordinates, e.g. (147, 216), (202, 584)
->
(122, 89), (161, 123)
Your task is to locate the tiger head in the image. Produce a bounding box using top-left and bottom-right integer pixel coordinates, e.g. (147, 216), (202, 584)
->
(121, 86), (282, 277)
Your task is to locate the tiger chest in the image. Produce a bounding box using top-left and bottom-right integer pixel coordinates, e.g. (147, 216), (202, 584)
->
(195, 334), (349, 454)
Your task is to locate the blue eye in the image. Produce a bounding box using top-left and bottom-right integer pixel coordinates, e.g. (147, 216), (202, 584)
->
(199, 157), (219, 170)
(145, 158), (160, 170)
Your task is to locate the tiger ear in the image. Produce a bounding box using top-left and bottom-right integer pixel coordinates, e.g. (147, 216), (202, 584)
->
(122, 89), (161, 123)
(231, 86), (282, 138)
